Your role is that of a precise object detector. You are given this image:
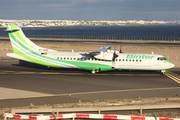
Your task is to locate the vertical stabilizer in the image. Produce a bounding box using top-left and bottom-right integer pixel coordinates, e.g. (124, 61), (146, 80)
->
(6, 25), (40, 53)
(5, 25), (71, 68)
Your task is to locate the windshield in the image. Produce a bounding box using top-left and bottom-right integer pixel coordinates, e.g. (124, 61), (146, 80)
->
(157, 57), (167, 60)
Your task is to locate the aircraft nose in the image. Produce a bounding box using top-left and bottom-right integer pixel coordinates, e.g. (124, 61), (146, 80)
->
(170, 63), (175, 68)
(168, 62), (175, 68)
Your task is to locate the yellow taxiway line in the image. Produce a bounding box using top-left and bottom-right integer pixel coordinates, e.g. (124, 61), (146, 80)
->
(164, 71), (180, 84)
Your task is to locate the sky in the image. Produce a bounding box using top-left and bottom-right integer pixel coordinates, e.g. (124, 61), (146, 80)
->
(0, 0), (180, 21)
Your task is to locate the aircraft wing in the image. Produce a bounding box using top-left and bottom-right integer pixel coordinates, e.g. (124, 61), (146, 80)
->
(80, 46), (111, 56)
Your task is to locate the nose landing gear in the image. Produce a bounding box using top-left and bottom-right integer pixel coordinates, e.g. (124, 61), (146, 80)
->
(161, 69), (166, 74)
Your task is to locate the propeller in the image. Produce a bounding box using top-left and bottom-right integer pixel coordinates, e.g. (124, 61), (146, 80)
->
(112, 46), (118, 61)
(112, 46), (118, 67)
(112, 51), (118, 61)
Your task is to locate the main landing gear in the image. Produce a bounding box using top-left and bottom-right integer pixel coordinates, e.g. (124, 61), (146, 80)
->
(91, 69), (100, 74)
(91, 70), (96, 74)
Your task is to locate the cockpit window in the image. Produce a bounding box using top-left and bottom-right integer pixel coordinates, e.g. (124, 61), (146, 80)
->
(157, 57), (167, 60)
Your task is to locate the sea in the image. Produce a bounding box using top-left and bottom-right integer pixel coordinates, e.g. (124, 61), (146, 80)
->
(0, 25), (180, 37)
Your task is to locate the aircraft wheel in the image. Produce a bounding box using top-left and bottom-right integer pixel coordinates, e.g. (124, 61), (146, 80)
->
(91, 70), (96, 74)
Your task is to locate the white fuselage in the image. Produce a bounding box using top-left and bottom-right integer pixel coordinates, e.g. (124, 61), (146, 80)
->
(40, 51), (174, 71)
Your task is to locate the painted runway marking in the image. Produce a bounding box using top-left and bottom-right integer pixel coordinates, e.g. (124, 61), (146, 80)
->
(0, 87), (180, 100)
(0, 73), (7, 74)
(3, 70), (15, 72)
(14, 71), (37, 74)
(55, 87), (180, 96)
(164, 71), (180, 84)
(114, 74), (134, 76)
(0, 87), (53, 100)
(0, 70), (161, 76)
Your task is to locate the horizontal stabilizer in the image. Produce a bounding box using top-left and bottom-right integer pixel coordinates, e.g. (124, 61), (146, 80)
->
(6, 53), (30, 62)
(5, 28), (20, 31)
(5, 25), (20, 31)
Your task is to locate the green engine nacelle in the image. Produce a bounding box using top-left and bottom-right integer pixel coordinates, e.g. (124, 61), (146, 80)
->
(77, 63), (115, 72)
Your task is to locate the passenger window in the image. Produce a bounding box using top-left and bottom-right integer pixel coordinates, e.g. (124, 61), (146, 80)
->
(61, 57), (62, 60)
(133, 59), (135, 62)
(119, 59), (121, 61)
(74, 58), (76, 60)
(116, 59), (118, 61)
(129, 59), (131, 62)
(122, 59), (124, 61)
(140, 60), (142, 62)
(64, 57), (66, 60)
(70, 58), (72, 60)
(57, 57), (59, 60)
(126, 59), (128, 61)
(136, 59), (138, 62)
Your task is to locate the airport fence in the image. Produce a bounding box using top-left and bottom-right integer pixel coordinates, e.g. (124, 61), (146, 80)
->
(3, 112), (180, 120)
(0, 34), (180, 41)
(3, 104), (180, 120)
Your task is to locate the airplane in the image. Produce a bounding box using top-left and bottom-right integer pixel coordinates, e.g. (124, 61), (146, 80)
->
(5, 25), (175, 74)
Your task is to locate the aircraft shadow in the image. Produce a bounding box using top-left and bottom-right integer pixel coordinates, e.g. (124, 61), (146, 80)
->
(12, 60), (86, 73)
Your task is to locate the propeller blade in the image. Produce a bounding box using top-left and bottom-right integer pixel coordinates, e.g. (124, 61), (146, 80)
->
(112, 52), (118, 61)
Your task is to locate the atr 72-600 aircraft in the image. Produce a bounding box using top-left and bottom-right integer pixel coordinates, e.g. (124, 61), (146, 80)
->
(6, 25), (175, 74)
